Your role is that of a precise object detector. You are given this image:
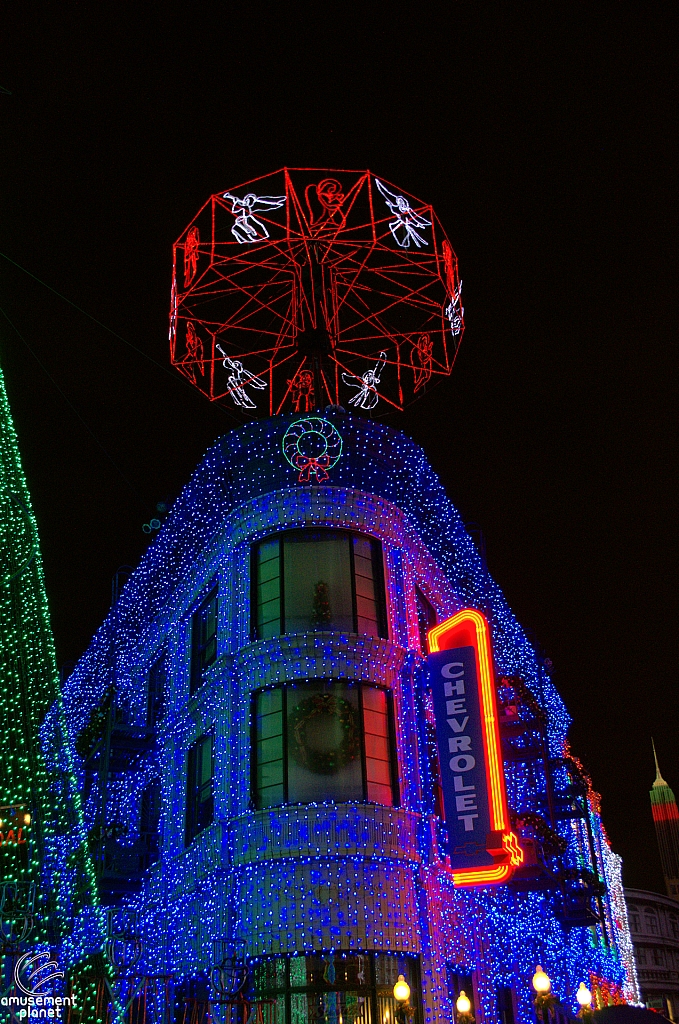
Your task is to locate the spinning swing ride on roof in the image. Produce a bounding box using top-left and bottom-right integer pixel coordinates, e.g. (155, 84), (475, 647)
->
(170, 168), (464, 416)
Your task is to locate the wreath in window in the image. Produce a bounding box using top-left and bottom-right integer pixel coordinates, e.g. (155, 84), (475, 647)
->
(288, 693), (360, 775)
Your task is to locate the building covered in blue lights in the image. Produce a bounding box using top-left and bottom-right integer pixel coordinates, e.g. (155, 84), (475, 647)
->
(43, 410), (639, 1023)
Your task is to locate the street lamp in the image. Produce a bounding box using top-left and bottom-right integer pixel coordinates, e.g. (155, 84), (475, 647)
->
(455, 990), (475, 1024)
(576, 983), (593, 1017)
(532, 966), (556, 1023)
(393, 975), (411, 1024)
(456, 993), (472, 1015)
(394, 976), (411, 1004)
(532, 967), (551, 997)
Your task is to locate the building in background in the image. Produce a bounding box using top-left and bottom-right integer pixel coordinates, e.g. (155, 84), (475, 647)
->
(625, 889), (679, 1019)
(649, 748), (679, 900)
(42, 412), (640, 1023)
(623, 751), (679, 1018)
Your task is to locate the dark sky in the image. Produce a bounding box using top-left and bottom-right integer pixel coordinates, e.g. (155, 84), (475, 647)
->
(0, 5), (675, 892)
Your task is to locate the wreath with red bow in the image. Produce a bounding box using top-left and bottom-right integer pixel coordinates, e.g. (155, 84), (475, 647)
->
(282, 417), (343, 483)
(288, 693), (360, 775)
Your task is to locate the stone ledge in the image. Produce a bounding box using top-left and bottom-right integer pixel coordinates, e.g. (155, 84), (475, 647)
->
(227, 803), (421, 865)
(234, 633), (408, 689)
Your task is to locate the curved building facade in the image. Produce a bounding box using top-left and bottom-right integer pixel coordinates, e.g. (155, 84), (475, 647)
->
(625, 889), (679, 1019)
(44, 412), (639, 1022)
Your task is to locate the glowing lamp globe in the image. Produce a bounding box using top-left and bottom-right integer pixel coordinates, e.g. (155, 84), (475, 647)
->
(577, 983), (592, 1009)
(532, 966), (552, 995)
(393, 976), (411, 1003)
(456, 991), (472, 1015)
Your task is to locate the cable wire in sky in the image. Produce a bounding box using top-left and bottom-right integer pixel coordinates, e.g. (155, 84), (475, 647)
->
(0, 303), (144, 503)
(0, 250), (238, 423)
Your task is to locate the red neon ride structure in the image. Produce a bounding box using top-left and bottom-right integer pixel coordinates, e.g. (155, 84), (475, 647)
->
(170, 169), (464, 415)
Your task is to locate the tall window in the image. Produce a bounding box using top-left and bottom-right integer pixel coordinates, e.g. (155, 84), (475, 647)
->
(252, 530), (387, 641)
(252, 680), (397, 809)
(423, 691), (444, 819)
(147, 653), (165, 729)
(645, 910), (660, 936)
(190, 587), (218, 695)
(185, 733), (214, 845)
(497, 986), (515, 1024)
(447, 969), (476, 1021)
(251, 952), (420, 1024)
(140, 778), (161, 867)
(415, 587), (436, 654)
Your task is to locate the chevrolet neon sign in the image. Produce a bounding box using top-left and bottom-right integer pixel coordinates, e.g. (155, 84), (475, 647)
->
(427, 609), (522, 886)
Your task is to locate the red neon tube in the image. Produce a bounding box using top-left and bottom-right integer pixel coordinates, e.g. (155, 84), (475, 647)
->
(428, 608), (522, 886)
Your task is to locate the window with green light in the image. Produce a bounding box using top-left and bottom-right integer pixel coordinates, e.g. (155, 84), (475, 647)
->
(185, 732), (213, 845)
(190, 587), (218, 695)
(250, 953), (421, 1024)
(251, 530), (387, 642)
(252, 680), (397, 810)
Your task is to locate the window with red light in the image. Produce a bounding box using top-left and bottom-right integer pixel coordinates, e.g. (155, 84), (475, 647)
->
(415, 586), (437, 654)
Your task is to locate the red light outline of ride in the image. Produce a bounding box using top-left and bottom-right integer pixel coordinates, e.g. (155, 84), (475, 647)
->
(170, 168), (464, 415)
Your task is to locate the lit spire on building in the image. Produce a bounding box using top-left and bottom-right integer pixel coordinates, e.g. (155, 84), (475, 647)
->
(650, 740), (679, 900)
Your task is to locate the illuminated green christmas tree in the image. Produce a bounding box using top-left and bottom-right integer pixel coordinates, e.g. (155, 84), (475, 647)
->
(0, 360), (57, 919)
(0, 359), (112, 1018)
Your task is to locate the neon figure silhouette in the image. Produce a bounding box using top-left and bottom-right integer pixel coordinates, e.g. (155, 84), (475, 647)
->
(222, 191), (287, 244)
(305, 178), (346, 235)
(411, 333), (433, 392)
(172, 170), (464, 412)
(445, 281), (464, 337)
(375, 179), (431, 249)
(288, 368), (315, 412)
(184, 321), (204, 383)
(184, 226), (200, 285)
(216, 344), (267, 408)
(442, 239), (456, 294)
(441, 239), (463, 337)
(342, 352), (387, 410)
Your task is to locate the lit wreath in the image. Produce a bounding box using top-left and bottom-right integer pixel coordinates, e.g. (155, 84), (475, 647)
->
(282, 417), (343, 483)
(288, 693), (360, 775)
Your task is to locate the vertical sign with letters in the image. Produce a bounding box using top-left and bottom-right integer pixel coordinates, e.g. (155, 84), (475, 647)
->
(427, 609), (522, 886)
(430, 644), (493, 867)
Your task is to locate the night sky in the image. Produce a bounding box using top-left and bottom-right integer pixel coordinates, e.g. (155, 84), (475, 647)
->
(0, 6), (675, 892)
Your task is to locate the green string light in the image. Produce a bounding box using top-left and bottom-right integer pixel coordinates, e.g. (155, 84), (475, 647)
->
(0, 359), (123, 1023)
